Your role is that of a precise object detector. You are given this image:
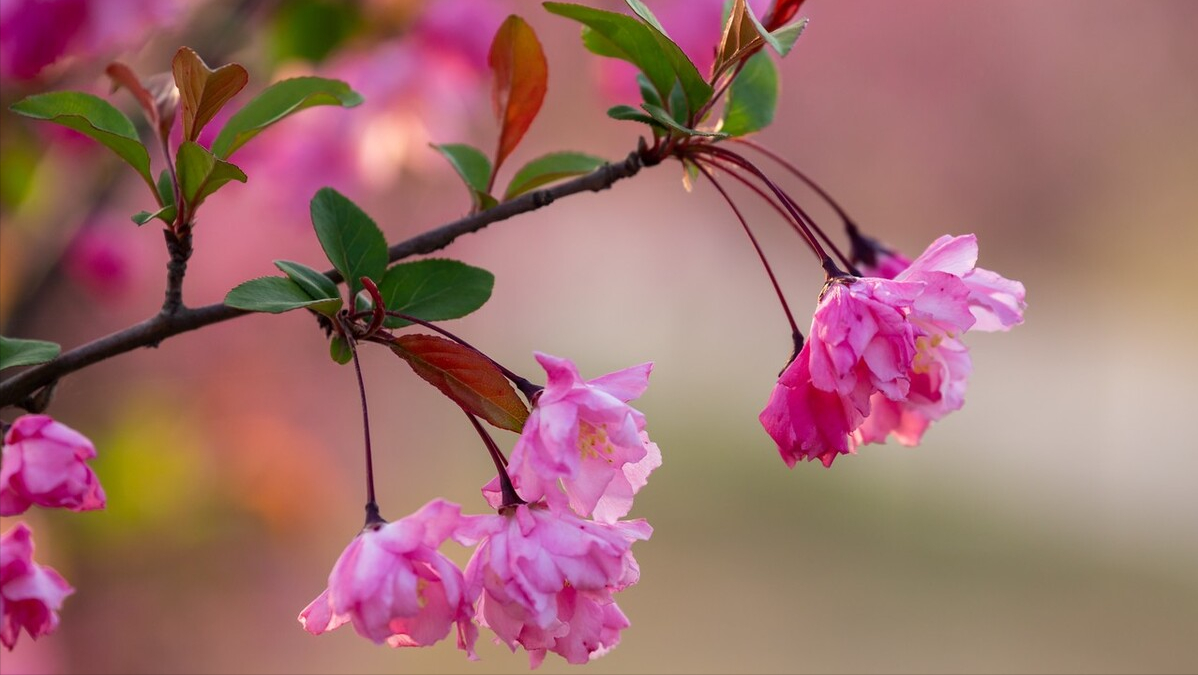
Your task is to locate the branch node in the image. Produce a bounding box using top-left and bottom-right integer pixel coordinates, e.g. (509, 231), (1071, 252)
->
(162, 229), (194, 315)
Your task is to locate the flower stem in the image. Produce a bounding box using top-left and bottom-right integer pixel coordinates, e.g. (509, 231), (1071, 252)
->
(465, 412), (524, 509)
(692, 160), (803, 342)
(733, 138), (858, 228)
(688, 145), (844, 278)
(698, 154), (859, 274)
(339, 314), (381, 526)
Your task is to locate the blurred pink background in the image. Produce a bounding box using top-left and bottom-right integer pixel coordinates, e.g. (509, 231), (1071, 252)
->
(1, 1), (1196, 673)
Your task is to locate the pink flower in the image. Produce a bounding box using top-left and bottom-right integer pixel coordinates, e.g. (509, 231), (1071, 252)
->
(760, 255), (979, 465)
(1, 415), (105, 516)
(859, 234), (1026, 332)
(759, 342), (864, 467)
(498, 587), (631, 668)
(298, 499), (478, 657)
(504, 353), (659, 522)
(1, 524), (73, 651)
(852, 234), (1025, 445)
(458, 503), (650, 666)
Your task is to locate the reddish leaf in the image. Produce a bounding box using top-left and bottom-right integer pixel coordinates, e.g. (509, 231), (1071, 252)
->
(390, 334), (529, 433)
(489, 15), (548, 175)
(714, 0), (765, 77)
(106, 63), (179, 142)
(171, 47), (248, 142)
(765, 0), (807, 31)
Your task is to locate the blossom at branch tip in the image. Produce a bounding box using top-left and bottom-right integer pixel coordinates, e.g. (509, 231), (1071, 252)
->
(298, 499), (478, 658)
(504, 353), (659, 522)
(1, 415), (105, 516)
(1, 524), (73, 651)
(456, 503), (651, 667)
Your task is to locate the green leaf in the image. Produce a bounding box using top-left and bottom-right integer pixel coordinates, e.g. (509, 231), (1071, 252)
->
(224, 276), (341, 314)
(431, 143), (495, 211)
(637, 73), (663, 109)
(329, 335), (353, 364)
(0, 336), (61, 370)
(503, 152), (606, 200)
(544, 3), (677, 108)
(9, 92), (155, 192)
(390, 334), (529, 432)
(668, 79), (689, 123)
(769, 18), (808, 57)
(211, 77), (364, 159)
(134, 169), (178, 225)
(131, 205), (176, 226)
(156, 169), (175, 208)
(175, 141), (247, 211)
(721, 51), (778, 137)
(378, 259), (494, 328)
(607, 105), (662, 127)
(641, 103), (729, 138)
(309, 188), (388, 300)
(623, 0), (666, 34)
(273, 260), (341, 304)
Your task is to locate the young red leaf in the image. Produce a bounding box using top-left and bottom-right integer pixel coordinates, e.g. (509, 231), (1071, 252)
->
(488, 15), (548, 177)
(390, 334), (529, 433)
(715, 0), (765, 77)
(172, 47), (248, 142)
(765, 0), (807, 31)
(106, 63), (178, 143)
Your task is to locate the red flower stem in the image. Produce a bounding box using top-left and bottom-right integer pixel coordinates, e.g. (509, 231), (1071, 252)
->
(692, 160), (803, 342)
(733, 138), (858, 228)
(698, 154), (859, 274)
(338, 314), (382, 526)
(464, 412), (524, 509)
(691, 145), (845, 278)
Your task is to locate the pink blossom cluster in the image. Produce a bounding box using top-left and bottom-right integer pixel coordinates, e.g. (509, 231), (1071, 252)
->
(1, 414), (106, 650)
(300, 354), (658, 667)
(760, 234), (1026, 467)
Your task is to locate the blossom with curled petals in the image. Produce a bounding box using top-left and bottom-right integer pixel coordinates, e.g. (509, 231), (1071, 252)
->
(298, 499), (477, 657)
(1, 415), (105, 516)
(1, 524), (73, 650)
(457, 503), (650, 667)
(505, 353), (659, 522)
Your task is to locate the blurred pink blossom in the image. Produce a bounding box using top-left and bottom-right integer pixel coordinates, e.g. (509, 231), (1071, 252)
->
(0, 0), (189, 80)
(231, 0), (509, 220)
(298, 499), (477, 657)
(64, 224), (137, 301)
(503, 353), (659, 522)
(457, 503), (650, 666)
(0, 415), (105, 516)
(0, 524), (73, 651)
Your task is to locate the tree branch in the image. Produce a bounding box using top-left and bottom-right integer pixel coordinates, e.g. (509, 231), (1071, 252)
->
(0, 148), (651, 411)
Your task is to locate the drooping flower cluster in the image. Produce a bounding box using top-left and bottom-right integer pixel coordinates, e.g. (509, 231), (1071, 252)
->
(299, 354), (658, 667)
(760, 234), (1025, 466)
(1, 415), (106, 650)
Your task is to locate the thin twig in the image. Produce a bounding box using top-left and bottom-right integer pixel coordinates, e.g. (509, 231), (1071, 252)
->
(0, 149), (651, 411)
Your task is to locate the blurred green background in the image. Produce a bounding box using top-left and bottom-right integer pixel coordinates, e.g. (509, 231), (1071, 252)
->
(1, 1), (1196, 673)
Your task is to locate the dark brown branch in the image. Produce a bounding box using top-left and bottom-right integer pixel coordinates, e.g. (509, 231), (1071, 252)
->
(0, 149), (650, 411)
